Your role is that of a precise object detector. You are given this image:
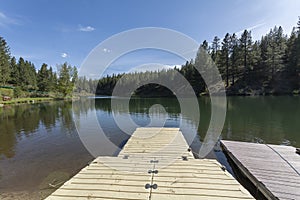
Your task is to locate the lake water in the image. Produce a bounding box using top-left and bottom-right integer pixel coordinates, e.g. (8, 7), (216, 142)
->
(0, 96), (299, 198)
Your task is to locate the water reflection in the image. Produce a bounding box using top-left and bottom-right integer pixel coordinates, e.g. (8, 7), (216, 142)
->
(0, 96), (299, 196)
(73, 97), (202, 158)
(1, 96), (300, 161)
(0, 102), (75, 159)
(0, 101), (93, 198)
(223, 96), (300, 146)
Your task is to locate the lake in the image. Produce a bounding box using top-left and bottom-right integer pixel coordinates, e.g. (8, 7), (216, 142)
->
(0, 96), (299, 199)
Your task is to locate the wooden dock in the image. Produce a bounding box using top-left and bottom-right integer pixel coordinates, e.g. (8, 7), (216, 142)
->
(221, 140), (300, 200)
(46, 128), (254, 200)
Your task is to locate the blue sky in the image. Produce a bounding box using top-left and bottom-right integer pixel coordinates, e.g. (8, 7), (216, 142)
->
(0, 0), (300, 74)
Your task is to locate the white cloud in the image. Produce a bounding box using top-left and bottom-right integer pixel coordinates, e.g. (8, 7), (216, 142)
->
(236, 22), (266, 36)
(103, 48), (111, 53)
(13, 53), (35, 60)
(0, 12), (5, 19)
(247, 23), (266, 32)
(130, 64), (182, 73)
(78, 24), (95, 32)
(61, 53), (68, 58)
(0, 11), (19, 27)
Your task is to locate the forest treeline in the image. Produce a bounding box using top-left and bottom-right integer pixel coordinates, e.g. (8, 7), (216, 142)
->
(76, 18), (300, 96)
(0, 36), (77, 98)
(1, 18), (300, 98)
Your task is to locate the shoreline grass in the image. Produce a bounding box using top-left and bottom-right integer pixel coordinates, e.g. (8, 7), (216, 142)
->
(0, 97), (54, 105)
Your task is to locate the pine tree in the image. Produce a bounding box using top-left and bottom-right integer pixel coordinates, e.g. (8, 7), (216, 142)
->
(48, 66), (57, 92)
(285, 18), (300, 89)
(9, 57), (19, 85)
(0, 37), (11, 85)
(26, 61), (37, 90)
(57, 63), (76, 96)
(229, 33), (239, 85)
(220, 33), (231, 87)
(37, 63), (50, 92)
(295, 18), (300, 73)
(211, 36), (220, 61)
(260, 35), (269, 75)
(251, 41), (261, 74)
(264, 26), (287, 79)
(13, 57), (37, 90)
(71, 66), (78, 85)
(17, 57), (26, 89)
(239, 30), (253, 75)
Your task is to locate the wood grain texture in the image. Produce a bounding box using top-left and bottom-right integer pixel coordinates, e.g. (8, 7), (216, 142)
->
(221, 140), (300, 200)
(45, 128), (254, 200)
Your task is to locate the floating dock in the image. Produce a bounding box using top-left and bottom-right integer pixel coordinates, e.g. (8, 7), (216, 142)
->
(46, 128), (254, 200)
(221, 140), (300, 200)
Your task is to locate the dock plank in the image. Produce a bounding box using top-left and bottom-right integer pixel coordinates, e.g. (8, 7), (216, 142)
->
(221, 140), (300, 200)
(118, 128), (194, 160)
(45, 128), (254, 200)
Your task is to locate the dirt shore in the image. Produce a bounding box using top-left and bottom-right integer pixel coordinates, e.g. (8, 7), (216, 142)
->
(0, 190), (53, 200)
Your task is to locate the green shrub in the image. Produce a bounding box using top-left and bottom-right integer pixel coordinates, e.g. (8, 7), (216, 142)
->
(13, 87), (23, 98)
(0, 88), (14, 97)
